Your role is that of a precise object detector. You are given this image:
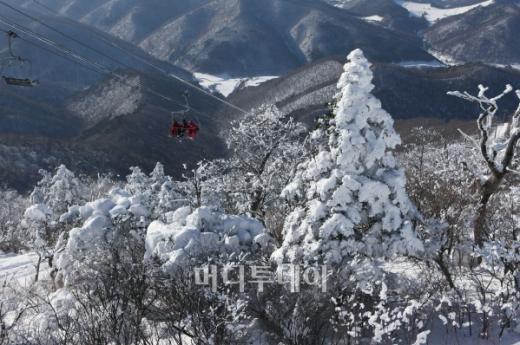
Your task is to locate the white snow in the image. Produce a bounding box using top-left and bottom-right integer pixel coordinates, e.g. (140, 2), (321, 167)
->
(144, 206), (272, 272)
(54, 187), (154, 286)
(362, 15), (384, 23)
(193, 73), (278, 97)
(399, 60), (445, 68)
(492, 63), (520, 71)
(395, 0), (495, 24)
(494, 123), (510, 141)
(24, 204), (52, 222)
(427, 49), (463, 66)
(412, 330), (431, 345)
(0, 252), (49, 286)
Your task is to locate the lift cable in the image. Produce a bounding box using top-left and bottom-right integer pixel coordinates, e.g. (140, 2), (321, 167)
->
(0, 0), (249, 115)
(0, 14), (207, 115)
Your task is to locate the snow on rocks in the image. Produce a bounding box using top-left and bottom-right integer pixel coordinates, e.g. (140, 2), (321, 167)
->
(145, 206), (272, 273)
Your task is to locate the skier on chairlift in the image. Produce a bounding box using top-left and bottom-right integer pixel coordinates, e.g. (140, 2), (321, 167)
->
(186, 120), (199, 140)
(169, 90), (200, 140)
(170, 120), (183, 137)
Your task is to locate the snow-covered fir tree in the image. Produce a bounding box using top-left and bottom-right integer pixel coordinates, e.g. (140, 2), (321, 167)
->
(149, 162), (168, 191)
(272, 49), (423, 267)
(126, 166), (149, 197)
(155, 179), (185, 219)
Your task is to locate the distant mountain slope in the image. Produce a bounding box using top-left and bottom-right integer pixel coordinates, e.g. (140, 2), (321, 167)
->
(396, 0), (495, 24)
(400, 0), (491, 9)
(16, 0), (207, 42)
(3, 0), (520, 191)
(226, 57), (520, 124)
(0, 67), (229, 190)
(140, 0), (434, 76)
(0, 12), (229, 189)
(18, 0), (434, 77)
(326, 0), (428, 32)
(424, 1), (520, 64)
(0, 13), (195, 136)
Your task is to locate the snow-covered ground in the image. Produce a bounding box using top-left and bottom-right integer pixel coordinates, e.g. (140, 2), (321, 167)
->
(383, 258), (520, 345)
(399, 60), (446, 68)
(0, 252), (49, 287)
(394, 0), (495, 24)
(427, 49), (464, 65)
(492, 63), (520, 71)
(193, 73), (278, 97)
(362, 15), (384, 23)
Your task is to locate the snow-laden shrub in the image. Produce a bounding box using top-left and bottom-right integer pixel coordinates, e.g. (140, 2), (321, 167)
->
(0, 188), (29, 252)
(54, 187), (149, 287)
(21, 220), (154, 345)
(145, 206), (274, 273)
(30, 165), (87, 216)
(28, 190), (274, 345)
(126, 163), (186, 220)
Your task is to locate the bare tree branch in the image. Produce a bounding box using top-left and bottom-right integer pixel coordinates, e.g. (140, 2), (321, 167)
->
(448, 85), (520, 248)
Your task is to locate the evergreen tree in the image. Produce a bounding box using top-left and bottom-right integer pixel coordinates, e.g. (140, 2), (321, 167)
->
(126, 166), (150, 197)
(272, 49), (423, 267)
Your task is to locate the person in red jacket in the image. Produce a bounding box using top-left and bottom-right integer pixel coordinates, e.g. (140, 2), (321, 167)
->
(170, 120), (183, 137)
(186, 120), (200, 140)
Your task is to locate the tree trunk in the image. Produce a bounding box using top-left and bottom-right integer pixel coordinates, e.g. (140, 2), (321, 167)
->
(250, 187), (264, 219)
(34, 255), (42, 283)
(474, 174), (502, 248)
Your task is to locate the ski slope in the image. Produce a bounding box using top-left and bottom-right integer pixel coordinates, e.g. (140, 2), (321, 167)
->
(395, 0), (495, 23)
(194, 73), (278, 97)
(0, 252), (49, 287)
(362, 15), (385, 23)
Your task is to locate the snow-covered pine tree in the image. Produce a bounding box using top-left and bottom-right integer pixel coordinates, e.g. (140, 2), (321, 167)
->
(149, 162), (168, 190)
(126, 166), (149, 197)
(272, 49), (423, 267)
(155, 179), (185, 219)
